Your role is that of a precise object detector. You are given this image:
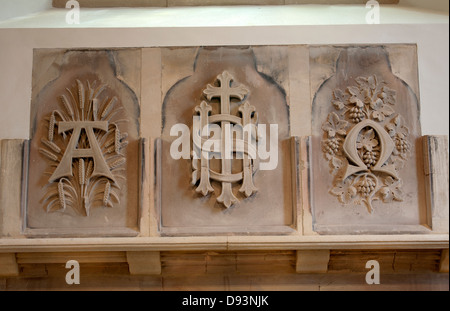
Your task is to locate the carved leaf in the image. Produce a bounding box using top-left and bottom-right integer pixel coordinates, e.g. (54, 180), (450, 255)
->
(60, 94), (75, 120)
(375, 105), (395, 121)
(380, 176), (404, 203)
(371, 97), (395, 122)
(322, 112), (348, 138)
(355, 76), (369, 87)
(330, 178), (357, 204)
(325, 75), (409, 213)
(332, 89), (349, 110)
(385, 119), (397, 136)
(391, 185), (404, 201)
(367, 75), (377, 90)
(385, 114), (409, 137)
(76, 79), (85, 112)
(329, 156), (343, 174)
(380, 86), (396, 106)
(330, 185), (344, 196)
(392, 157), (405, 170)
(348, 86), (361, 97)
(356, 128), (378, 151)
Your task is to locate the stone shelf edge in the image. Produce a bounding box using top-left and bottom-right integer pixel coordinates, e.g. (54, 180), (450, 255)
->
(0, 234), (447, 253)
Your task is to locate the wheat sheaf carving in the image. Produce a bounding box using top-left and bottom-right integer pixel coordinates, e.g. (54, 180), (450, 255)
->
(39, 79), (128, 216)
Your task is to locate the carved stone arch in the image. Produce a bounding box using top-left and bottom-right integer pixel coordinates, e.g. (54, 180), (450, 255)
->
(310, 45), (426, 234)
(24, 49), (141, 236)
(159, 45), (295, 235)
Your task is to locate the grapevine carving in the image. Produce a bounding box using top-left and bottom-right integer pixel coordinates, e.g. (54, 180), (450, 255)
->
(322, 75), (411, 213)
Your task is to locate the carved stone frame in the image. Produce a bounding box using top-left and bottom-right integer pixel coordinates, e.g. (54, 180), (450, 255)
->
(154, 46), (302, 236)
(0, 42), (447, 279)
(308, 45), (446, 235)
(20, 49), (143, 237)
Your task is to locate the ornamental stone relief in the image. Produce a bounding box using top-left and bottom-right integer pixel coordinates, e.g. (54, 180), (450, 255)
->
(24, 49), (141, 237)
(321, 74), (411, 213)
(158, 46), (297, 236)
(17, 44), (437, 238)
(310, 45), (427, 234)
(191, 71), (258, 208)
(39, 79), (128, 216)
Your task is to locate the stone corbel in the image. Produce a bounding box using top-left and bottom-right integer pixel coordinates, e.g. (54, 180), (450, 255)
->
(440, 249), (449, 273)
(296, 250), (330, 273)
(126, 251), (161, 275)
(0, 253), (19, 277)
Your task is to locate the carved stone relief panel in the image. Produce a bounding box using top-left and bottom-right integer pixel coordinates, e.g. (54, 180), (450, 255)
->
(17, 44), (439, 239)
(192, 70), (258, 208)
(310, 45), (428, 234)
(23, 49), (141, 237)
(157, 46), (302, 236)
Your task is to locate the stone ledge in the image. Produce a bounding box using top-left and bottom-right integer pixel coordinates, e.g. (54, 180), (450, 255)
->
(52, 0), (399, 8)
(0, 234), (448, 253)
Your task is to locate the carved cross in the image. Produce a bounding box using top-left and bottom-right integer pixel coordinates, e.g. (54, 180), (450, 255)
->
(193, 71), (258, 208)
(203, 71), (249, 207)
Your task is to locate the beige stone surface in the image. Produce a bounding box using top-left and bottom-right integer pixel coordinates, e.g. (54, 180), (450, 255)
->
(157, 45), (299, 235)
(299, 136), (316, 235)
(288, 46), (310, 137)
(1, 249), (447, 290)
(127, 251), (161, 275)
(423, 136), (449, 233)
(296, 249), (330, 273)
(0, 43), (447, 292)
(440, 249), (449, 273)
(0, 140), (24, 238)
(0, 234), (447, 252)
(24, 49), (142, 237)
(0, 253), (18, 277)
(310, 45), (428, 234)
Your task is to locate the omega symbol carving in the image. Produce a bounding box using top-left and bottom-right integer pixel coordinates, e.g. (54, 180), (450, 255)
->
(322, 75), (411, 213)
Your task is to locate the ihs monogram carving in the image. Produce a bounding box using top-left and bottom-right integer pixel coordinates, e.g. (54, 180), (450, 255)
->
(39, 79), (128, 216)
(191, 71), (258, 208)
(322, 74), (411, 213)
